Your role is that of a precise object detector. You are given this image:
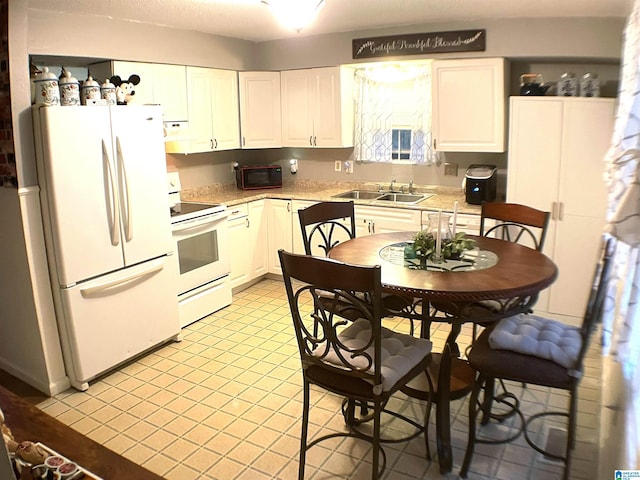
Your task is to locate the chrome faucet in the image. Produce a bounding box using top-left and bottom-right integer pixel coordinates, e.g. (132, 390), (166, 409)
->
(409, 180), (414, 194)
(389, 179), (396, 192)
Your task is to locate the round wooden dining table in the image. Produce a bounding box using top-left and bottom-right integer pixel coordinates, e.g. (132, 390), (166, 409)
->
(328, 231), (558, 473)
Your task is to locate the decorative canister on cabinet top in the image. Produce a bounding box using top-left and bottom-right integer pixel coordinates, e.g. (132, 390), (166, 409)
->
(59, 69), (80, 106)
(557, 72), (579, 97)
(33, 67), (60, 106)
(580, 73), (601, 97)
(100, 78), (117, 105)
(81, 74), (101, 105)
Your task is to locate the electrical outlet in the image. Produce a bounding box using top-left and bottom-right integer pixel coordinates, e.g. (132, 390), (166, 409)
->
(344, 161), (353, 174)
(334, 161), (342, 172)
(444, 162), (458, 176)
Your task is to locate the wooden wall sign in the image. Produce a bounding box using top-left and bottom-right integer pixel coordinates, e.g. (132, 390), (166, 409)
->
(352, 29), (486, 59)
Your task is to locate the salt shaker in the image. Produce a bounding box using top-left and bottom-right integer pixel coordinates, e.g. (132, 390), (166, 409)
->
(557, 72), (578, 97)
(580, 73), (601, 97)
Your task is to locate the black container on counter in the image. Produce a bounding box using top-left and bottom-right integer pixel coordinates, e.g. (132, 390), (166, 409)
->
(464, 164), (497, 205)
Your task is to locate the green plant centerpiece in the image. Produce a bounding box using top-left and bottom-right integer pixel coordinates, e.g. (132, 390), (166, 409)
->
(411, 230), (476, 265)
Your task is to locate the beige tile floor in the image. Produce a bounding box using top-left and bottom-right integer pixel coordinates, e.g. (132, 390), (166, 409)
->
(37, 279), (602, 479)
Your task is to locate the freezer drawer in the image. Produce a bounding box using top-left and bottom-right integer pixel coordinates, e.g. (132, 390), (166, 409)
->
(58, 256), (180, 390)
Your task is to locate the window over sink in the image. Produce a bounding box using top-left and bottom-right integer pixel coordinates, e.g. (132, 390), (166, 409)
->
(353, 63), (441, 165)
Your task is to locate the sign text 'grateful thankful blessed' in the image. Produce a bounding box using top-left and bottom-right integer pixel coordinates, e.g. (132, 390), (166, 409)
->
(352, 29), (486, 59)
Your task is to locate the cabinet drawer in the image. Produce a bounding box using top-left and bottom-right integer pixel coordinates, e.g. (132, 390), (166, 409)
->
(227, 203), (248, 221)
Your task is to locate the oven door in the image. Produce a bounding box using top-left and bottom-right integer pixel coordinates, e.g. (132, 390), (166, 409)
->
(171, 210), (230, 296)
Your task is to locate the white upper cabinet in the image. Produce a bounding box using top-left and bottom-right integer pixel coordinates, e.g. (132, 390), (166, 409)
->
(239, 71), (282, 148)
(281, 66), (355, 148)
(90, 61), (188, 122)
(174, 66), (240, 154)
(432, 57), (508, 152)
(153, 63), (189, 122)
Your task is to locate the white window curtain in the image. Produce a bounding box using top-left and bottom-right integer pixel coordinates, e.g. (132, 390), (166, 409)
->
(602, 0), (640, 372)
(353, 66), (440, 164)
(601, 0), (640, 470)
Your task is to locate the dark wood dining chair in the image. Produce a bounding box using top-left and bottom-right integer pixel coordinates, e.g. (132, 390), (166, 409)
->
(297, 201), (415, 322)
(460, 236), (615, 480)
(298, 200), (356, 256)
(431, 201), (551, 328)
(278, 249), (433, 480)
(428, 202), (552, 439)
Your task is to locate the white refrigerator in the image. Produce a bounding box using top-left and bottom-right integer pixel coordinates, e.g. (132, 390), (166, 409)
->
(32, 105), (181, 391)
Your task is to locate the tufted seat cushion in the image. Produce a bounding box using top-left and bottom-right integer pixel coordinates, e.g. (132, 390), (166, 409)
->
(315, 318), (432, 392)
(488, 314), (582, 369)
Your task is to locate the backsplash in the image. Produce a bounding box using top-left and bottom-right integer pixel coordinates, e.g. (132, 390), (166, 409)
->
(169, 147), (507, 197)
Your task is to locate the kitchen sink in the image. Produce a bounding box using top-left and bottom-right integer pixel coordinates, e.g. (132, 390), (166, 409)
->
(377, 193), (431, 204)
(332, 190), (384, 200)
(332, 190), (432, 204)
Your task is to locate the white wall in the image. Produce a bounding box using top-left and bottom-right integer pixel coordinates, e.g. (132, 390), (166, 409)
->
(254, 17), (624, 70)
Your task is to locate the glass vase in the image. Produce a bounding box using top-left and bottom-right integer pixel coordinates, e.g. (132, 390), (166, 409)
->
(426, 213), (453, 261)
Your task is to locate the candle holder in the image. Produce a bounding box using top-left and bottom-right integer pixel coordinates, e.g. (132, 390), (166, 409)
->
(410, 228), (476, 265)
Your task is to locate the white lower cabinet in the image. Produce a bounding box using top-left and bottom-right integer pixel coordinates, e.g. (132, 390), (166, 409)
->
(228, 204), (250, 289)
(355, 205), (422, 237)
(228, 201), (267, 290)
(266, 199), (293, 275)
(291, 200), (318, 254)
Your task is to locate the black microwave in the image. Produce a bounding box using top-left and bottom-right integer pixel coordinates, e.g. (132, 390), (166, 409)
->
(236, 165), (283, 190)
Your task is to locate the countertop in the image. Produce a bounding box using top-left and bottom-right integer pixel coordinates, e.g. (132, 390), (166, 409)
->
(181, 181), (481, 215)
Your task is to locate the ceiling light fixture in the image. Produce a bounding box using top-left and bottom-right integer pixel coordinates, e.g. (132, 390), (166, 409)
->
(262, 0), (326, 32)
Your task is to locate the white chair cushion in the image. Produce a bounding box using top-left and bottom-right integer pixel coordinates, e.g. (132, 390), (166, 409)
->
(316, 318), (432, 392)
(488, 314), (582, 369)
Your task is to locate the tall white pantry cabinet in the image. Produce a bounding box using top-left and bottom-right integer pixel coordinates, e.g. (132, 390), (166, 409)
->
(507, 96), (615, 323)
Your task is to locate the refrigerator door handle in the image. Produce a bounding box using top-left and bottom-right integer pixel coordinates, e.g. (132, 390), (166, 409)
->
(80, 258), (165, 296)
(116, 136), (133, 242)
(102, 139), (120, 246)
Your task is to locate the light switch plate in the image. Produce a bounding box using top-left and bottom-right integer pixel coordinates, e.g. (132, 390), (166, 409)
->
(334, 161), (342, 172)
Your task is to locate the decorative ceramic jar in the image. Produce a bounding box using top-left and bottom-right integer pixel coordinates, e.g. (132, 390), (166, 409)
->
(81, 74), (101, 105)
(580, 72), (601, 97)
(557, 72), (579, 97)
(100, 78), (117, 105)
(33, 67), (60, 106)
(59, 69), (80, 106)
